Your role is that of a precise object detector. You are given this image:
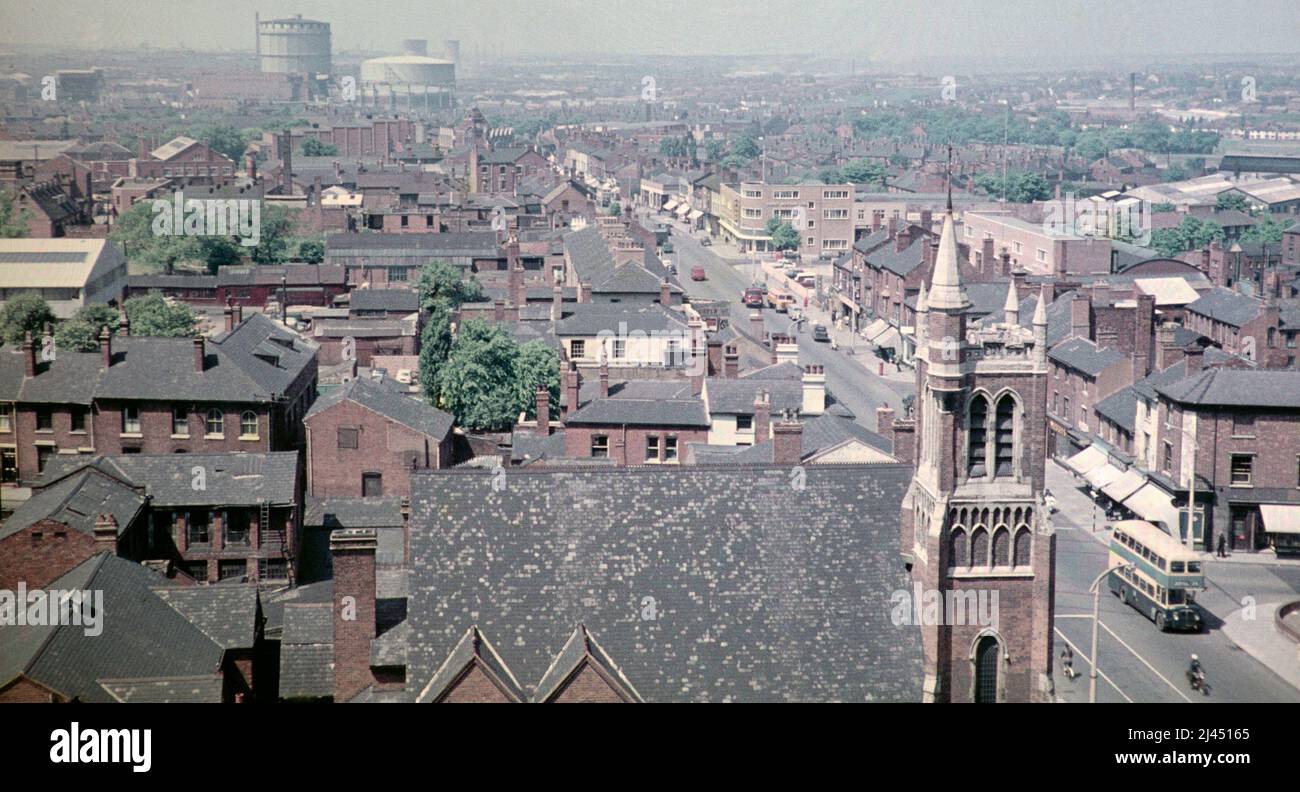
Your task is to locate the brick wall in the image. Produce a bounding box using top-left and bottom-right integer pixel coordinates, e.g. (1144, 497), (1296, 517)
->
(305, 398), (444, 498)
(550, 664), (627, 703)
(0, 520), (105, 590)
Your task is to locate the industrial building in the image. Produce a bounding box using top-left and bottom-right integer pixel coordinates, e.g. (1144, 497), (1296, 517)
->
(357, 53), (456, 110)
(257, 14), (332, 77)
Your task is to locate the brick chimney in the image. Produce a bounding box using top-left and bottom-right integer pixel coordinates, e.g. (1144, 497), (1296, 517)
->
(1183, 345), (1204, 375)
(660, 279), (671, 307)
(890, 419), (916, 465)
(802, 365), (826, 416)
(723, 344), (739, 378)
(1000, 250), (1012, 277)
(245, 152), (257, 180)
(1134, 293), (1155, 380)
(193, 337), (205, 372)
(776, 338), (800, 366)
(224, 300), (235, 333)
(1155, 322), (1182, 371)
(94, 513), (118, 553)
(598, 355), (610, 398)
(99, 325), (113, 368)
(234, 303), (243, 326)
(872, 209), (885, 233)
(579, 283), (592, 303)
(876, 406), (895, 445)
(894, 226), (912, 253)
(563, 361), (580, 419)
(330, 528), (377, 703)
(535, 385), (551, 435)
(772, 413), (803, 465)
(21, 331), (35, 377)
(981, 236), (995, 272)
(750, 310), (764, 342)
(1070, 293), (1091, 340)
(118, 307), (130, 336)
(753, 390), (771, 444)
(551, 284), (563, 322)
(919, 209), (933, 232)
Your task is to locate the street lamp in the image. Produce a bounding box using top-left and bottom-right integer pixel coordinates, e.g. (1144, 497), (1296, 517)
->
(1087, 563), (1134, 703)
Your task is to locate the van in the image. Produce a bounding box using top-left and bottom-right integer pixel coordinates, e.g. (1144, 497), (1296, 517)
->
(690, 265), (706, 281)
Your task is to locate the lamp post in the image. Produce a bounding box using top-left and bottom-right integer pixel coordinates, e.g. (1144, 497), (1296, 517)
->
(1088, 563), (1134, 703)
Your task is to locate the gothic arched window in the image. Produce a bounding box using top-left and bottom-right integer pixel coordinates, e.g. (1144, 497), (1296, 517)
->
(949, 527), (968, 568)
(992, 527), (1010, 566)
(994, 394), (1016, 477)
(971, 526), (989, 567)
(967, 395), (989, 477)
(1014, 527), (1032, 567)
(974, 635), (1001, 703)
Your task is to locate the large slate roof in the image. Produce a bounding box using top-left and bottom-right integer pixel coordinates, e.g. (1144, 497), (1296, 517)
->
(1155, 367), (1300, 409)
(1185, 287), (1262, 328)
(0, 467), (146, 541)
(0, 554), (225, 703)
(151, 585), (260, 650)
(704, 378), (802, 414)
(565, 397), (710, 427)
(562, 226), (616, 285)
(35, 452), (299, 508)
(306, 375), (454, 440)
(554, 303), (689, 336)
(403, 464), (922, 702)
(1048, 337), (1127, 377)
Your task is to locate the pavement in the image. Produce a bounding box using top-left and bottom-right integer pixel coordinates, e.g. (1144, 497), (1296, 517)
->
(1046, 458), (1300, 700)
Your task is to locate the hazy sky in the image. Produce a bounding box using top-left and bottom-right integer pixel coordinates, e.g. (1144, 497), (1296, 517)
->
(2, 0), (1297, 62)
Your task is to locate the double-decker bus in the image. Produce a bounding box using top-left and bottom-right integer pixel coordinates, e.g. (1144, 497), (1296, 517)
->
(1107, 520), (1205, 632)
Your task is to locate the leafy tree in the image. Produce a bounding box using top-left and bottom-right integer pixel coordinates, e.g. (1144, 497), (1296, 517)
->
(817, 167), (843, 184)
(418, 304), (454, 405)
(166, 123), (252, 163)
(842, 159), (887, 186)
(608, 201), (622, 217)
(513, 339), (561, 420)
(297, 239), (325, 264)
(1239, 216), (1287, 245)
(0, 293), (55, 345)
(1151, 202), (1177, 213)
(730, 134), (761, 160)
(248, 204), (294, 266)
(704, 139), (725, 162)
(1149, 216), (1225, 257)
(765, 218), (800, 251)
(415, 260), (483, 314)
(53, 320), (102, 352)
(973, 171), (1051, 203)
(0, 188), (30, 238)
(110, 200), (243, 274)
(299, 138), (338, 157)
(659, 137), (688, 158)
(435, 319), (526, 430)
(1216, 192), (1250, 213)
(123, 291), (198, 337)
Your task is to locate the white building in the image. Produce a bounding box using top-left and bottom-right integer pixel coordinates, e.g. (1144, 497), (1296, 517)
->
(0, 239), (128, 318)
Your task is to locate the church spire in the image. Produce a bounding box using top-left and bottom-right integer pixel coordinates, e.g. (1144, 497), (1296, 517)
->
(1003, 279), (1019, 326)
(927, 213), (970, 312)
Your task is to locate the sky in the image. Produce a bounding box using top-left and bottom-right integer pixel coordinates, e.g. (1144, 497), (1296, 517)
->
(1, 0), (1297, 63)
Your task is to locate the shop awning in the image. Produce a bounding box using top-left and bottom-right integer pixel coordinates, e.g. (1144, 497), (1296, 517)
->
(863, 318), (889, 341)
(688, 209), (704, 220)
(675, 204), (691, 217)
(662, 199), (679, 211)
(1085, 464), (1124, 490)
(1065, 445), (1108, 476)
(874, 327), (902, 350)
(1122, 483), (1180, 529)
(1101, 469), (1146, 503)
(1259, 504), (1300, 534)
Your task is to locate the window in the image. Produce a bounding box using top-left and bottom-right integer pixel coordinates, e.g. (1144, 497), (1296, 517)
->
(362, 472), (383, 496)
(591, 435), (609, 458)
(240, 411), (259, 438)
(571, 340), (586, 359)
(994, 395), (1015, 476)
(1230, 454), (1253, 486)
(218, 560), (246, 581)
(743, 208), (763, 219)
(992, 528), (1010, 566)
(646, 435), (659, 462)
(259, 558), (288, 581)
(1232, 413), (1255, 437)
(664, 436), (678, 462)
(69, 407), (86, 433)
(122, 406), (141, 434)
(338, 428), (359, 449)
(36, 445), (53, 473)
(736, 415), (753, 431)
(1012, 241), (1023, 254)
(1036, 248), (1047, 263)
(205, 409), (224, 436)
(974, 636), (1000, 703)
(36, 407), (52, 431)
(172, 407), (189, 436)
(612, 339), (626, 360)
(823, 209), (849, 220)
(1163, 441), (1174, 473)
(0, 403), (11, 432)
(224, 510), (250, 546)
(967, 395), (988, 476)
(1062, 396), (1070, 420)
(822, 190), (849, 199)
(187, 510), (211, 546)
(182, 561), (208, 582)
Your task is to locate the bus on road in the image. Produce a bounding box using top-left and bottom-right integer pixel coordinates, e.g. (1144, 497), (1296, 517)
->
(1108, 519), (1205, 632)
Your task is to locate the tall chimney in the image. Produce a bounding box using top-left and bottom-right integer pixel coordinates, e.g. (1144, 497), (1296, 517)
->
(598, 355), (610, 398)
(1070, 294), (1091, 340)
(875, 406), (896, 451)
(802, 365), (826, 416)
(193, 337), (205, 372)
(1155, 322), (1181, 371)
(535, 385), (550, 435)
(100, 325), (113, 368)
(753, 390), (771, 444)
(224, 300), (235, 333)
(772, 412), (804, 465)
(551, 284), (563, 322)
(563, 361), (580, 419)
(659, 279), (671, 307)
(330, 528), (377, 703)
(723, 344), (739, 378)
(750, 311), (764, 342)
(21, 331), (36, 377)
(1183, 345), (1204, 375)
(1134, 293), (1154, 379)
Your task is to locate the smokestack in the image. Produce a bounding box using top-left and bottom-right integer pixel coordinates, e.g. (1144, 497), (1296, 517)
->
(330, 528), (377, 703)
(753, 390), (771, 444)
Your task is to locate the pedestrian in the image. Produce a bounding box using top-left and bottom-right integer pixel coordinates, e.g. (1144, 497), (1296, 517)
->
(1060, 646), (1076, 680)
(1217, 533), (1227, 558)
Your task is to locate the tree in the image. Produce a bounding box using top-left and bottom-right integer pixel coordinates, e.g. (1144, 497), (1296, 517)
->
(166, 124), (252, 163)
(0, 293), (55, 345)
(110, 200), (242, 275)
(608, 201), (622, 217)
(817, 167), (843, 184)
(659, 137), (688, 158)
(248, 204), (294, 266)
(436, 319), (527, 430)
(416, 261), (484, 406)
(1151, 202), (1177, 213)
(842, 159), (887, 186)
(0, 188), (30, 238)
(1239, 216), (1287, 245)
(765, 218), (800, 251)
(1149, 216), (1225, 257)
(299, 138), (338, 157)
(297, 239), (325, 264)
(1216, 192), (1250, 213)
(973, 171), (1051, 203)
(416, 260), (483, 314)
(53, 320), (102, 352)
(513, 339), (561, 420)
(123, 291), (198, 337)
(418, 304), (454, 406)
(730, 134), (761, 160)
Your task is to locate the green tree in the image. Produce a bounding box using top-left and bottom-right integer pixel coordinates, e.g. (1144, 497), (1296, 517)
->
(54, 319), (102, 352)
(765, 218), (800, 251)
(1149, 216), (1225, 257)
(297, 239), (325, 264)
(248, 204), (294, 266)
(608, 201), (622, 217)
(299, 138), (338, 157)
(659, 137), (688, 158)
(973, 171), (1051, 203)
(1240, 216), (1287, 245)
(416, 260), (483, 314)
(842, 159), (887, 186)
(435, 319), (525, 430)
(513, 339), (561, 420)
(0, 293), (55, 345)
(110, 200), (242, 274)
(817, 167), (843, 184)
(415, 261), (484, 405)
(0, 188), (30, 238)
(166, 124), (252, 163)
(730, 134), (761, 160)
(1216, 192), (1250, 213)
(123, 291), (198, 337)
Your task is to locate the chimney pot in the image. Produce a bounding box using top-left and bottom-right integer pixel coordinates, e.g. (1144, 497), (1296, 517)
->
(193, 336), (205, 372)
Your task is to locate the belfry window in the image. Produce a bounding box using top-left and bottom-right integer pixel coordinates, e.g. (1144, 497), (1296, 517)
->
(995, 395), (1016, 477)
(967, 395), (988, 477)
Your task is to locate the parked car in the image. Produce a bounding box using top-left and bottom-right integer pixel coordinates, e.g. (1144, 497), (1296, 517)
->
(812, 324), (830, 342)
(795, 274), (816, 288)
(699, 236), (712, 246)
(690, 265), (706, 281)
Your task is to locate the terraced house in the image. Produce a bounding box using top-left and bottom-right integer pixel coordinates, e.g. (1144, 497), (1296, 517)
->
(0, 312), (316, 483)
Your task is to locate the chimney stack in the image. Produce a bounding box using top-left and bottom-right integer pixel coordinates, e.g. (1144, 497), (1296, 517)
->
(93, 513), (118, 554)
(1134, 293), (1155, 380)
(21, 331), (36, 377)
(100, 325), (113, 368)
(118, 307), (130, 336)
(551, 284), (563, 322)
(723, 344), (739, 378)
(598, 354), (610, 398)
(981, 236), (995, 272)
(659, 279), (671, 307)
(802, 365), (826, 416)
(1155, 322), (1182, 371)
(1070, 293), (1091, 340)
(563, 361), (580, 419)
(493, 299), (505, 322)
(772, 412), (804, 465)
(1183, 345), (1204, 375)
(330, 528), (378, 703)
(224, 300), (235, 333)
(919, 209), (933, 231)
(750, 310), (764, 342)
(753, 390), (771, 444)
(535, 385), (551, 435)
(875, 406), (896, 449)
(193, 337), (205, 372)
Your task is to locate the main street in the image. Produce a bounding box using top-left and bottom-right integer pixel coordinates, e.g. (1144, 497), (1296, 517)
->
(666, 224), (912, 425)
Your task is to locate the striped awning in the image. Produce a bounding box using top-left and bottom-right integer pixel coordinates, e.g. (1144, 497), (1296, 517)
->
(1122, 483), (1180, 530)
(1085, 464), (1124, 490)
(1101, 469), (1147, 502)
(1259, 504), (1300, 535)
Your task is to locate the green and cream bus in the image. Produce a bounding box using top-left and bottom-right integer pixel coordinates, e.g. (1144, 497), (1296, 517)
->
(1108, 519), (1205, 632)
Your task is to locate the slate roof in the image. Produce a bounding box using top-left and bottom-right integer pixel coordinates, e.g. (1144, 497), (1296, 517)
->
(1155, 368), (1300, 409)
(565, 397), (710, 427)
(1094, 386), (1138, 433)
(416, 626), (525, 703)
(0, 554), (225, 703)
(151, 585), (259, 650)
(554, 303), (689, 336)
(562, 226), (616, 285)
(1048, 337), (1127, 377)
(35, 452), (299, 508)
(704, 378), (802, 414)
(349, 288), (420, 313)
(305, 375), (454, 440)
(0, 468), (146, 541)
(279, 601), (334, 700)
(304, 496), (405, 529)
(533, 624), (643, 702)
(864, 235), (929, 277)
(1185, 287), (1262, 328)
(404, 464), (922, 702)
(325, 231), (500, 256)
(98, 675), (225, 703)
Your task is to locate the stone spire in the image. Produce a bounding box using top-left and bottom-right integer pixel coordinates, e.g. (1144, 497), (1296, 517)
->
(927, 213), (970, 312)
(915, 280), (928, 350)
(1033, 284), (1049, 366)
(1003, 279), (1019, 326)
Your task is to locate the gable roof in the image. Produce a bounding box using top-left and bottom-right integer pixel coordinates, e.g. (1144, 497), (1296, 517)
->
(0, 468), (146, 541)
(1048, 336), (1127, 377)
(405, 464), (921, 702)
(1155, 368), (1300, 409)
(533, 624), (642, 703)
(306, 376), (454, 440)
(1185, 287), (1262, 328)
(416, 626), (526, 703)
(35, 452), (299, 508)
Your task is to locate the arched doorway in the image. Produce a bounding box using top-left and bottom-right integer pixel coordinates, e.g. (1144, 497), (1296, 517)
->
(973, 635), (1001, 703)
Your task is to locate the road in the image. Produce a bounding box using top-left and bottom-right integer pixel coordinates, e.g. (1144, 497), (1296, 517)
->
(1047, 461), (1300, 703)
(667, 225), (913, 425)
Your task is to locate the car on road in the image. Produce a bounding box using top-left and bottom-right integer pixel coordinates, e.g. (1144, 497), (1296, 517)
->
(742, 286), (765, 307)
(812, 324), (830, 342)
(699, 236), (712, 246)
(795, 274), (816, 288)
(690, 265), (706, 281)
(664, 259), (677, 276)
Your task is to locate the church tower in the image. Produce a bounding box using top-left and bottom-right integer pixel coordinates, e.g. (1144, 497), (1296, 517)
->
(901, 210), (1057, 703)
